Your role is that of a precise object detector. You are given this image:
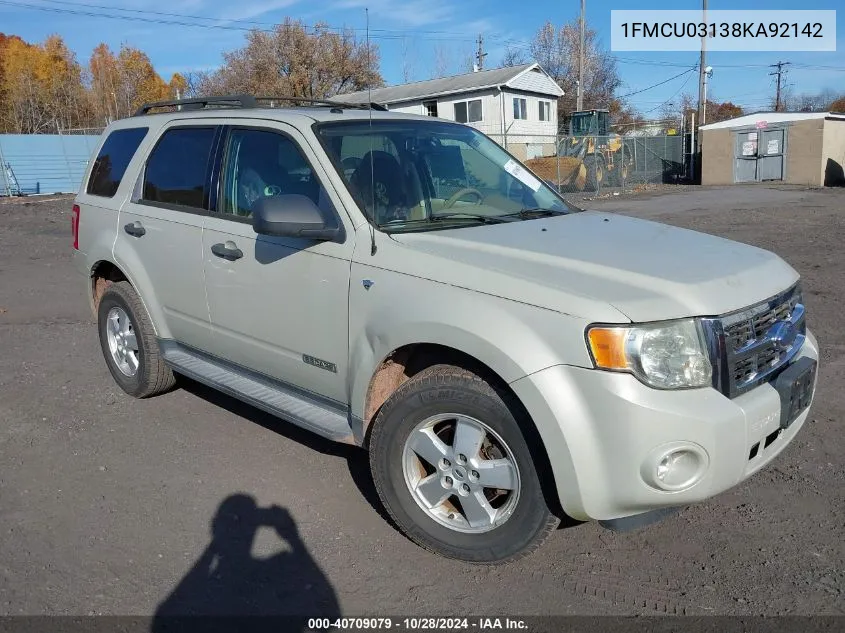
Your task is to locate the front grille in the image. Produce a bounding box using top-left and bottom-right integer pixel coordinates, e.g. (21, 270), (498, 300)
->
(725, 297), (797, 353)
(716, 285), (805, 398)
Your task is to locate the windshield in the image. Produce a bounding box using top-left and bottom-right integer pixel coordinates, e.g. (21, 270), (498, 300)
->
(315, 120), (575, 233)
(570, 113), (595, 136)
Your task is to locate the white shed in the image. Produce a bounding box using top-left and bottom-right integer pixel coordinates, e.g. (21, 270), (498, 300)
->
(332, 64), (563, 159)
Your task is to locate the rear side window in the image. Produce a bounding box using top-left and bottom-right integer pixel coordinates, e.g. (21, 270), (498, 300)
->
(142, 127), (216, 210)
(86, 127), (148, 197)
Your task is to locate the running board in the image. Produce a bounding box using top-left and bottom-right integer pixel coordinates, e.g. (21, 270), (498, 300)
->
(159, 341), (355, 444)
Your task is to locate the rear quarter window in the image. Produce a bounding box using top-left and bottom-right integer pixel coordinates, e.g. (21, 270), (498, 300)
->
(86, 127), (149, 197)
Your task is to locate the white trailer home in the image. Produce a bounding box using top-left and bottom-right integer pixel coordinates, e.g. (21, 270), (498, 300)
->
(332, 63), (563, 160)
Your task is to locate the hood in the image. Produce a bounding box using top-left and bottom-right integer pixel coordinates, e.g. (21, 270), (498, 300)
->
(388, 211), (799, 322)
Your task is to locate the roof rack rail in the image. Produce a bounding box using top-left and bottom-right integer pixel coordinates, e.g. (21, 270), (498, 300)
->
(134, 94), (387, 116)
(134, 95), (257, 116)
(252, 96), (388, 111)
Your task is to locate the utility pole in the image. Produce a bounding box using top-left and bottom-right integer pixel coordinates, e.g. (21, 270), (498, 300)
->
(577, 0), (585, 111)
(769, 61), (791, 112)
(475, 34), (487, 71)
(696, 0), (707, 146)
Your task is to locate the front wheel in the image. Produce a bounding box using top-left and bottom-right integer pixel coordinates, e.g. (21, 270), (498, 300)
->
(369, 365), (558, 563)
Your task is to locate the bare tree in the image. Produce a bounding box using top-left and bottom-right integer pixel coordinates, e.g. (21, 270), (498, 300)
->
(501, 45), (530, 67)
(432, 45), (451, 79)
(530, 19), (621, 118)
(401, 37), (416, 84)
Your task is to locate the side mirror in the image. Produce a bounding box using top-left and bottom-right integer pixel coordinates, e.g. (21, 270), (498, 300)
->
(251, 194), (341, 241)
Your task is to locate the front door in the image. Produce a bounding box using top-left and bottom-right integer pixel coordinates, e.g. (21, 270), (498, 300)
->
(201, 123), (353, 404)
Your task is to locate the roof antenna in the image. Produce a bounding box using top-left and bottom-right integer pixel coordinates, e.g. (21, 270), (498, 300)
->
(366, 7), (377, 256)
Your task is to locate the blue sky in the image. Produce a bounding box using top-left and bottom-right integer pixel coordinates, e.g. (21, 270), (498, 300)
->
(1, 0), (842, 115)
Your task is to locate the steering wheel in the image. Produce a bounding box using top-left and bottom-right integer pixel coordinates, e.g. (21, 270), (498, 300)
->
(443, 187), (484, 209)
(263, 184), (283, 196)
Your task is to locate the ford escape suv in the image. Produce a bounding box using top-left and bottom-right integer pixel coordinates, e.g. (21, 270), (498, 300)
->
(72, 95), (818, 563)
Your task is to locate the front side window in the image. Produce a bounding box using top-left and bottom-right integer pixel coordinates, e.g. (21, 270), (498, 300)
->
(87, 127), (148, 197)
(219, 128), (330, 219)
(142, 127), (215, 209)
(316, 120), (574, 233)
(454, 99), (482, 123)
(513, 98), (528, 120)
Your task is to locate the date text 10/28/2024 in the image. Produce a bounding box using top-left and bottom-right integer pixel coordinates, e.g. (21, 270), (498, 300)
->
(307, 618), (529, 631)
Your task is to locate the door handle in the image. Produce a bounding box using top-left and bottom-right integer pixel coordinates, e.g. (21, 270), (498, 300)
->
(211, 241), (244, 261)
(123, 221), (146, 237)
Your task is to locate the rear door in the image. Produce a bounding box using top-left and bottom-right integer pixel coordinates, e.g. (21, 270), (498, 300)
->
(113, 122), (220, 352)
(201, 122), (354, 403)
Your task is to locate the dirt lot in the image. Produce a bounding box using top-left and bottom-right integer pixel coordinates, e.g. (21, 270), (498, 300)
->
(0, 185), (842, 618)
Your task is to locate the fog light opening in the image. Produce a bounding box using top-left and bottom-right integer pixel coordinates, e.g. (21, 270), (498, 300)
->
(651, 448), (705, 491)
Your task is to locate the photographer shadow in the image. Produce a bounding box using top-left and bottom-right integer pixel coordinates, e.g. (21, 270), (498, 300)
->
(152, 494), (339, 632)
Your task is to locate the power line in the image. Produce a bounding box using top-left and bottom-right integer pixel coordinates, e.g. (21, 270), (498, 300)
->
(615, 66), (697, 100)
(8, 0), (845, 76)
(0, 0), (488, 42)
(4, 0), (534, 45)
(641, 71), (695, 114)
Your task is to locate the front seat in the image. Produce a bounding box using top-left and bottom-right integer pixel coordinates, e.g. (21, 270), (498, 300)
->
(351, 151), (409, 224)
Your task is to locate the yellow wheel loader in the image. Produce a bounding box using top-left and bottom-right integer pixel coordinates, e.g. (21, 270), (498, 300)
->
(555, 109), (630, 191)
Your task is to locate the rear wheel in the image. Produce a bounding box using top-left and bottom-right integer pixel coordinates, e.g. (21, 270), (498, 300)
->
(369, 365), (558, 563)
(97, 281), (175, 398)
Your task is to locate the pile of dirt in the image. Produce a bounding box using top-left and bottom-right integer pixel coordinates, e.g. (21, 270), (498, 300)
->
(524, 156), (586, 191)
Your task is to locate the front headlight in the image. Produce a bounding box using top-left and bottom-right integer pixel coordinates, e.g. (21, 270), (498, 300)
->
(586, 319), (712, 389)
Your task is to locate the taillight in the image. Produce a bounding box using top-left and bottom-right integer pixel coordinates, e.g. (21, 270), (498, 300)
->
(71, 204), (80, 250)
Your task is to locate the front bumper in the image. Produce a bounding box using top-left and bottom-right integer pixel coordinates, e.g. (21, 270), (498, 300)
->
(510, 329), (819, 522)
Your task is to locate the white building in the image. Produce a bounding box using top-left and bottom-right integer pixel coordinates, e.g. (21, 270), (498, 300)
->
(333, 63), (563, 159)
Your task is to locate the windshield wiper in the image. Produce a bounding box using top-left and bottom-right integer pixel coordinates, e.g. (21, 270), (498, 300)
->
(501, 207), (568, 219)
(429, 212), (511, 224)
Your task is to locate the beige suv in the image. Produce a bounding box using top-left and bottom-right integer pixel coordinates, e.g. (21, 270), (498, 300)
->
(72, 95), (818, 563)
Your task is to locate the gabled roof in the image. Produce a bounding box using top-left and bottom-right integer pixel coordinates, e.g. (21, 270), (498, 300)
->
(700, 111), (845, 130)
(333, 63), (563, 105)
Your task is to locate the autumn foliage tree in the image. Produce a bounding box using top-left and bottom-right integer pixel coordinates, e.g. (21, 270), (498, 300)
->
(194, 19), (382, 99)
(88, 44), (185, 122)
(707, 100), (743, 123)
(0, 33), (89, 133)
(0, 33), (185, 132)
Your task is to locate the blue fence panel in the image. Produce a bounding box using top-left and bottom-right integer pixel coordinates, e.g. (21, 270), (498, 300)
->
(0, 133), (101, 196)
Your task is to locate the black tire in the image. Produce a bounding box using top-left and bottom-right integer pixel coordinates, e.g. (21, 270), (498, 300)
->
(584, 157), (605, 191)
(369, 365), (558, 564)
(97, 281), (175, 398)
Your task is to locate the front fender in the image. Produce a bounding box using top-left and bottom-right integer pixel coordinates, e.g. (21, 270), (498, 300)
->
(347, 262), (595, 424)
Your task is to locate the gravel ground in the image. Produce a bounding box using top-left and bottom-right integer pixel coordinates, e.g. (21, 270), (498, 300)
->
(0, 185), (842, 619)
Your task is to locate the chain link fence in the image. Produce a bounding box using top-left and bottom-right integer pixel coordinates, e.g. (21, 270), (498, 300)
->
(485, 132), (690, 196)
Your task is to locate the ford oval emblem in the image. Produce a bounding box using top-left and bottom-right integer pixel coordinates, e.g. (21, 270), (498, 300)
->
(767, 320), (798, 351)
